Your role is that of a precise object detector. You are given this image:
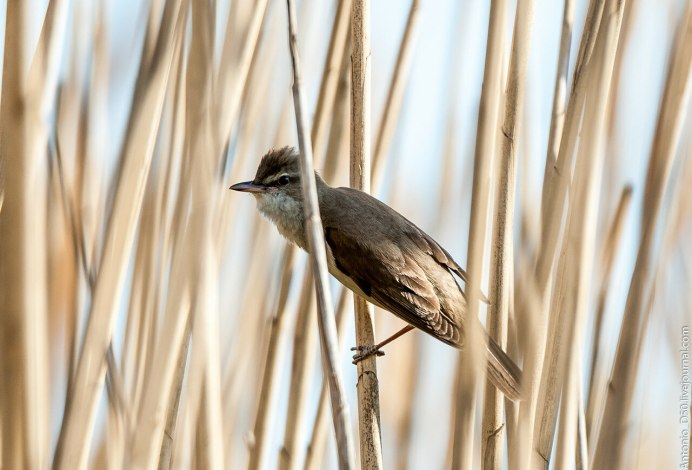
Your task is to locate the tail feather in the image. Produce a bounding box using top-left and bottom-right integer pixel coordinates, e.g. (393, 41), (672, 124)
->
(485, 337), (522, 401)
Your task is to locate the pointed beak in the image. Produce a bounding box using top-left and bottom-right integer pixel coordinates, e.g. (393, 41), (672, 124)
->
(229, 181), (267, 193)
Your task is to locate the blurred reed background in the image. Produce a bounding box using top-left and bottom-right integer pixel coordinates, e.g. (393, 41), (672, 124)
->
(0, 0), (690, 468)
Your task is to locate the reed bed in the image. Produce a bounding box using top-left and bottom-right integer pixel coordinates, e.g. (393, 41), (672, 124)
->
(0, 0), (690, 469)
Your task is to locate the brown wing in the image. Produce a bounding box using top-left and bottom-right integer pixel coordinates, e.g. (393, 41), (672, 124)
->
(324, 226), (462, 346)
(407, 228), (468, 283)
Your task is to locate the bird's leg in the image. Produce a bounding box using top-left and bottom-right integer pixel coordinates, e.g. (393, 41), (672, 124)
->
(351, 325), (416, 364)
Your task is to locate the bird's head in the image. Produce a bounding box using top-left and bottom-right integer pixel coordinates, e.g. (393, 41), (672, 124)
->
(230, 146), (303, 196)
(230, 146), (315, 244)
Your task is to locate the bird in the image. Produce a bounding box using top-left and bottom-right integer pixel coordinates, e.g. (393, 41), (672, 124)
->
(230, 146), (522, 400)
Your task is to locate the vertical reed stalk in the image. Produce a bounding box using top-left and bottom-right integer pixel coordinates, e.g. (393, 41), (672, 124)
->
(530, 1), (605, 464)
(482, 0), (535, 468)
(452, 0), (506, 467)
(287, 1), (356, 468)
(0, 2), (31, 469)
(534, 1), (626, 465)
(541, 0), (575, 222)
(54, 0), (183, 466)
(351, 0), (384, 468)
(585, 184), (632, 442)
(279, 4), (350, 466)
(304, 288), (351, 470)
(279, 271), (318, 470)
(594, 4), (692, 468)
(311, 0), (351, 163)
(214, 0), (269, 157)
(304, 54), (351, 470)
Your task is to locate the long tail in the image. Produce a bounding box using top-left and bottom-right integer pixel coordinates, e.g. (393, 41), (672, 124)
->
(485, 337), (522, 401)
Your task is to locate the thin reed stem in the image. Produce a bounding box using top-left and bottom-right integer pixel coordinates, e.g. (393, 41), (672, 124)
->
(350, 0), (384, 468)
(287, 1), (356, 467)
(452, 0), (506, 467)
(594, 4), (692, 467)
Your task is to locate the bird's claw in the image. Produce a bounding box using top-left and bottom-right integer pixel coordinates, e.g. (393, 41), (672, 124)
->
(351, 345), (385, 364)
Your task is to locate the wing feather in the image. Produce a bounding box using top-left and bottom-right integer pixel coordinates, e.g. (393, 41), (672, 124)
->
(324, 225), (461, 345)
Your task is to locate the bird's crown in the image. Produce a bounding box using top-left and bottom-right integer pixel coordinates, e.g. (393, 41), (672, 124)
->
(254, 146), (301, 185)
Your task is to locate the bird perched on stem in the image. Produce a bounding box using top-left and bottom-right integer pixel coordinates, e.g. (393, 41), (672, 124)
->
(230, 146), (522, 400)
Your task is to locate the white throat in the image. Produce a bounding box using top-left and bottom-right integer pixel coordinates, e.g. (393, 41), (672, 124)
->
(254, 192), (307, 249)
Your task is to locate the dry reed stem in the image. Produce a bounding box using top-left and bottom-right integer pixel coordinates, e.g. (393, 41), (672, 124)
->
(211, 0), (289, 258)
(394, 340), (420, 470)
(227, 51), (306, 450)
(120, 36), (184, 414)
(224, 241), (295, 465)
(605, 0), (636, 142)
(535, 1), (626, 466)
(509, 260), (542, 470)
(50, 135), (81, 409)
(303, 288), (350, 470)
(530, 0), (605, 464)
(136, 49), (188, 426)
(121, 75), (181, 424)
(322, 40), (351, 184)
(246, 276), (298, 469)
(311, 0), (351, 163)
(179, 2), (224, 467)
(217, 189), (281, 450)
(350, 0), (384, 468)
(535, 0), (603, 290)
(555, 338), (582, 470)
(214, 0), (269, 158)
(122, 181), (158, 417)
(287, 1), (356, 468)
(55, 0), (187, 464)
(11, 0), (71, 466)
(600, 0), (636, 215)
(25, 1), (73, 466)
(585, 184), (632, 442)
(575, 369), (588, 470)
(541, 0), (575, 224)
(481, 0), (535, 468)
(0, 2), (33, 469)
(553, 24), (618, 465)
(54, 94), (87, 385)
(279, 4), (350, 465)
(361, 6), (421, 424)
(279, 270), (318, 470)
(115, 1), (196, 466)
(451, 0), (506, 468)
(304, 60), (351, 470)
(158, 316), (192, 470)
(144, 0), (165, 62)
(224, 14), (299, 467)
(594, 4), (692, 468)
(371, 0), (420, 190)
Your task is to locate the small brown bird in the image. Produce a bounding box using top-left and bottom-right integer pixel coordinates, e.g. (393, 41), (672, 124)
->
(230, 147), (521, 400)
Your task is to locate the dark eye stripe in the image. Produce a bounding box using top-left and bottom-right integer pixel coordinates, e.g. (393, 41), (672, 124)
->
(262, 174), (296, 186)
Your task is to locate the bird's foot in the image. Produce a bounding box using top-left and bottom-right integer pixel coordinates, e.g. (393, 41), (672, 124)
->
(351, 344), (385, 364)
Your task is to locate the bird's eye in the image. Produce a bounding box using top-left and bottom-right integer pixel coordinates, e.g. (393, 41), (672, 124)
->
(278, 175), (290, 186)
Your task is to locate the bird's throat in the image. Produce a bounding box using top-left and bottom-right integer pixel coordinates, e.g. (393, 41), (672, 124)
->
(255, 192), (307, 249)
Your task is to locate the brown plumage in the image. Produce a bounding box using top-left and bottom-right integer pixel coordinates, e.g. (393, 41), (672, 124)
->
(230, 147), (522, 400)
